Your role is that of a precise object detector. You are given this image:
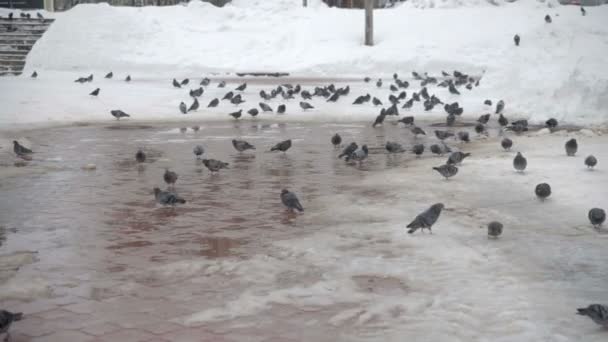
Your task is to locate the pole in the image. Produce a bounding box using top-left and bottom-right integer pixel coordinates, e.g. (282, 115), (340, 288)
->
(303, 0), (307, 6)
(365, 0), (373, 46)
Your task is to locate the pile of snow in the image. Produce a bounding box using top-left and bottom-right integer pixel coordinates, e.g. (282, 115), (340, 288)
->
(0, 0), (607, 127)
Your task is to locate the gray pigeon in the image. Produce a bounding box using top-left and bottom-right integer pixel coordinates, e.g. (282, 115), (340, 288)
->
(271, 139), (292, 153)
(514, 34), (520, 46)
(433, 164), (458, 180)
(110, 110), (130, 120)
(585, 155), (597, 169)
(565, 138), (578, 156)
(457, 131), (470, 143)
(232, 139), (255, 152)
(247, 108), (258, 117)
(259, 102), (273, 112)
(89, 88), (100, 96)
(546, 118), (558, 128)
(229, 109), (243, 120)
(172, 79), (181, 88)
(346, 145), (368, 163)
(0, 310), (23, 341)
(331, 133), (342, 147)
(277, 104), (286, 114)
(154, 188), (186, 206)
(588, 208), (606, 228)
(179, 102), (188, 114)
(164, 169), (178, 186)
(435, 130), (454, 141)
(339, 142), (358, 159)
(372, 97), (382, 106)
(535, 183), (551, 201)
(487, 221), (503, 238)
(300, 102), (314, 110)
(407, 203), (445, 234)
(188, 98), (199, 112)
(372, 113), (386, 128)
(135, 149), (146, 163)
(513, 152), (527, 172)
(430, 144), (445, 156)
(31, 71), (38, 78)
(104, 72), (113, 79)
(207, 98), (219, 107)
(125, 75), (131, 82)
(202, 159), (229, 173)
(411, 126), (426, 137)
(193, 145), (204, 159)
(385, 141), (405, 153)
(446, 114), (456, 127)
(13, 141), (32, 156)
(495, 100), (505, 114)
(577, 304), (608, 327)
(447, 151), (471, 165)
(477, 114), (490, 124)
(281, 189), (304, 212)
(501, 138), (513, 151)
(412, 144), (424, 157)
(398, 116), (414, 125)
(498, 114), (509, 127)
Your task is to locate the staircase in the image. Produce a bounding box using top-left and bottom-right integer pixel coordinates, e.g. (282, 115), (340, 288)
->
(0, 17), (54, 76)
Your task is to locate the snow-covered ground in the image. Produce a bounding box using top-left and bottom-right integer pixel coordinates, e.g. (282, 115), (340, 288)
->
(1, 0), (608, 127)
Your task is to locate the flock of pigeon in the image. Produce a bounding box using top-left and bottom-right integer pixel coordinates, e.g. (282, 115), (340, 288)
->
(3, 7), (607, 338)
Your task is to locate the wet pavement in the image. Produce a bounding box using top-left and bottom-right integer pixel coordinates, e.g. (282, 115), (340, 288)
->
(0, 120), (456, 342)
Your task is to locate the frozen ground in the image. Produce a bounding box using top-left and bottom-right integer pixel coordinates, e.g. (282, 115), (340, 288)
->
(0, 121), (606, 341)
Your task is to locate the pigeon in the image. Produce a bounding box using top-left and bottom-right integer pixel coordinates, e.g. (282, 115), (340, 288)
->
(457, 131), (470, 143)
(545, 14), (552, 23)
(259, 102), (273, 112)
(37, 12), (44, 20)
(86, 74), (93, 82)
(430, 144), (446, 156)
(179, 127), (187, 134)
(495, 100), (505, 114)
(585, 155), (597, 169)
(235, 83), (247, 91)
(501, 137), (513, 151)
(435, 130), (454, 141)
(31, 71), (38, 78)
(448, 83), (460, 95)
(407, 203), (445, 234)
(277, 104), (286, 114)
(232, 139), (255, 152)
(580, 7), (586, 16)
(372, 113), (386, 128)
(346, 145), (368, 163)
(125, 75), (131, 82)
(514, 34), (520, 46)
(484, 99), (492, 106)
(339, 142), (358, 159)
(412, 144), (424, 157)
(179, 102), (188, 114)
(104, 72), (113, 79)
(13, 140), (32, 156)
(398, 91), (407, 100)
(135, 149), (146, 163)
(247, 108), (258, 117)
(513, 152), (527, 172)
(301, 90), (312, 100)
(229, 109), (242, 120)
(577, 304), (608, 327)
(546, 118), (558, 128)
(172, 78), (181, 88)
(281, 189), (304, 212)
(477, 114), (490, 124)
(164, 169), (178, 186)
(588, 208), (606, 229)
(433, 164), (458, 180)
(565, 138), (578, 156)
(200, 77), (211, 86)
(474, 123), (485, 135)
(535, 183), (551, 201)
(300, 102), (314, 110)
(390, 84), (398, 92)
(110, 110), (130, 120)
(193, 145), (204, 159)
(180, 78), (189, 86)
(398, 116), (414, 125)
(327, 92), (340, 102)
(0, 310), (23, 341)
(447, 151), (471, 165)
(487, 221), (503, 238)
(498, 114), (509, 127)
(331, 133), (342, 147)
(202, 159), (229, 173)
(271, 139), (292, 153)
(393, 73), (398, 80)
(222, 91), (234, 100)
(385, 103), (399, 116)
(230, 94), (245, 105)
(411, 126), (426, 137)
(372, 97), (382, 106)
(207, 98), (219, 107)
(218, 80), (226, 88)
(188, 98), (199, 112)
(74, 77), (87, 83)
(385, 141), (405, 153)
(190, 87), (204, 98)
(154, 188), (186, 206)
(446, 114), (456, 127)
(364, 77), (371, 82)
(376, 79), (382, 88)
(402, 98), (414, 109)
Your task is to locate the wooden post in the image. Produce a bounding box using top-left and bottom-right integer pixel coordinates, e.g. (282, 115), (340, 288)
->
(303, 0), (307, 6)
(364, 0), (373, 46)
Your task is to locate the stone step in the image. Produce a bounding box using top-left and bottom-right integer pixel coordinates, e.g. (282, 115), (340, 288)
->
(0, 28), (47, 35)
(0, 18), (54, 24)
(0, 33), (43, 39)
(0, 49), (30, 55)
(0, 56), (26, 63)
(0, 44), (35, 51)
(0, 39), (37, 45)
(0, 71), (22, 76)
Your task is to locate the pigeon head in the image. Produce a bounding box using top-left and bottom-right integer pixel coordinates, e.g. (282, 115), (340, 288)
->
(362, 145), (369, 154)
(153, 187), (161, 196)
(202, 159), (209, 166)
(431, 203), (445, 212)
(281, 189), (289, 195)
(13, 140), (18, 145)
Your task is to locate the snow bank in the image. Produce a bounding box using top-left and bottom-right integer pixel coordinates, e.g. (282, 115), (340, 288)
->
(0, 0), (607, 126)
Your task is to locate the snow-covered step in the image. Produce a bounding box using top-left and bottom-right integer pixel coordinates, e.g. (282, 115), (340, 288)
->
(0, 50), (29, 55)
(0, 19), (54, 76)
